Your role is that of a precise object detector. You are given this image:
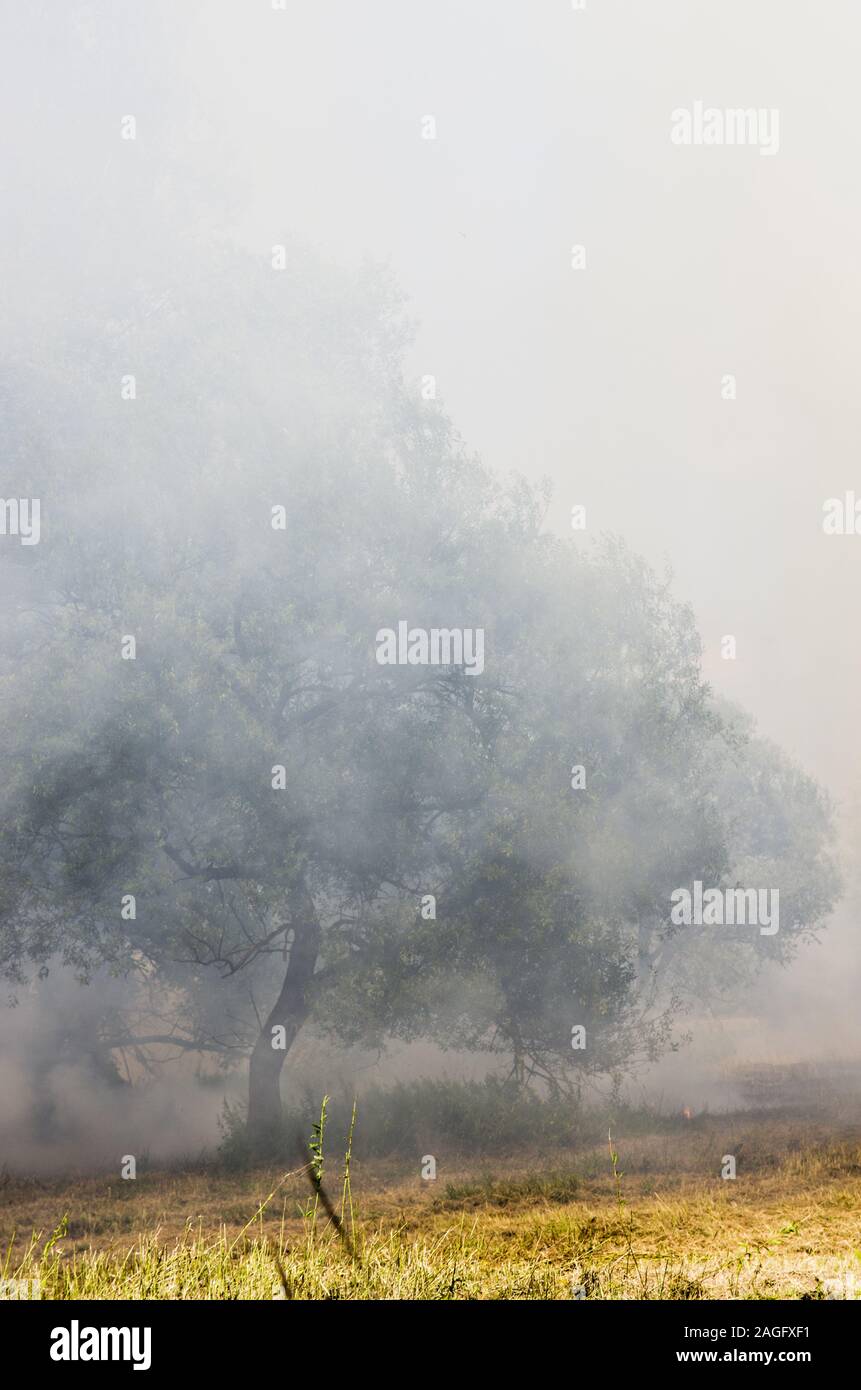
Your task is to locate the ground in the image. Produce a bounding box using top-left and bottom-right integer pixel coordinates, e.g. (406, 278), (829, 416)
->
(2, 1109), (860, 1299)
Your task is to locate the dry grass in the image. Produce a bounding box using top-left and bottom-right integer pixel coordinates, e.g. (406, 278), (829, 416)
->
(2, 1111), (860, 1299)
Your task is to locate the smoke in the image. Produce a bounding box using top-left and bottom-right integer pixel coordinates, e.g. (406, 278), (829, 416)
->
(0, 970), (230, 1174)
(1, 1), (859, 1171)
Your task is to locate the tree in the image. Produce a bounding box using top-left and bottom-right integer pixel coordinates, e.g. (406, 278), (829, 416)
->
(0, 242), (840, 1137)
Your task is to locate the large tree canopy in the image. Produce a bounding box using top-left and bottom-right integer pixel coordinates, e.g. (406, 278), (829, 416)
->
(0, 242), (840, 1132)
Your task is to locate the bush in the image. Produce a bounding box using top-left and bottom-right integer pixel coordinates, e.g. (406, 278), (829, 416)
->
(218, 1076), (583, 1167)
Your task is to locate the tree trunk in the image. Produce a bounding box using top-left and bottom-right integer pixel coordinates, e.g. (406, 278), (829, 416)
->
(247, 894), (321, 1137)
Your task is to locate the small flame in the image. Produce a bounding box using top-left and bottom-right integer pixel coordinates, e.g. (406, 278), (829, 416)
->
(681, 1106), (692, 1121)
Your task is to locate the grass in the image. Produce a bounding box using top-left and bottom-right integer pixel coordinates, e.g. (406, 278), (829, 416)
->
(439, 1170), (581, 1207)
(2, 1095), (860, 1299)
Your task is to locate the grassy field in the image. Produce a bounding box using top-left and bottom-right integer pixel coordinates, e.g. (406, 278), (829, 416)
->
(3, 1103), (860, 1300)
